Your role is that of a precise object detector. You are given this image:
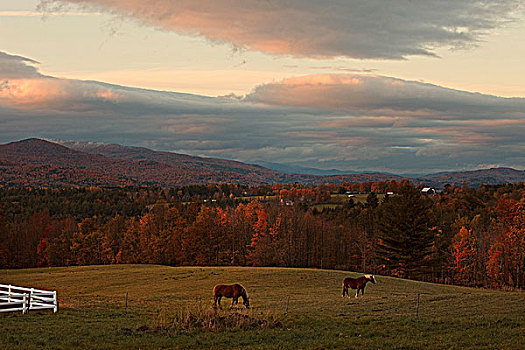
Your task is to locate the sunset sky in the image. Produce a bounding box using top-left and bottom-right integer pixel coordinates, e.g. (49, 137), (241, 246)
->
(1, 0), (524, 174)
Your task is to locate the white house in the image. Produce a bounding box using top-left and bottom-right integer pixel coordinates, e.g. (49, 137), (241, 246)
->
(421, 187), (436, 195)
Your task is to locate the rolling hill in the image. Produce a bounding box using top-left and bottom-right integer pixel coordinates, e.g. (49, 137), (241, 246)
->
(0, 139), (404, 187)
(0, 138), (286, 187)
(1, 265), (524, 349)
(421, 167), (525, 187)
(0, 138), (523, 187)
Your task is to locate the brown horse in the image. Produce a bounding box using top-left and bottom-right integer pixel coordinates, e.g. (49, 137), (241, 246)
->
(342, 274), (376, 298)
(213, 284), (250, 309)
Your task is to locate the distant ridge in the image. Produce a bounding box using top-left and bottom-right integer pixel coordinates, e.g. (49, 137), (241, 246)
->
(419, 167), (525, 187)
(252, 160), (361, 176)
(0, 138), (523, 187)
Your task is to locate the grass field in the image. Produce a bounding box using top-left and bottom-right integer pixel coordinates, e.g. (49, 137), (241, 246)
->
(312, 194), (387, 211)
(330, 193), (387, 203)
(1, 265), (524, 349)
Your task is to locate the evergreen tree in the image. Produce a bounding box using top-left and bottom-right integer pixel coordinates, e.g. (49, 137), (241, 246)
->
(366, 193), (379, 208)
(377, 184), (435, 279)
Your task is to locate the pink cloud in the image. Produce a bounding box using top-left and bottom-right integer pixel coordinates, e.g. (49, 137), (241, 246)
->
(41, 0), (521, 59)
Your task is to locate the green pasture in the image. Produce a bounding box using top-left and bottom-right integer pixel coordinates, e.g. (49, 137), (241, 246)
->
(1, 265), (523, 349)
(235, 195), (277, 201)
(311, 203), (342, 211)
(330, 193), (387, 203)
(312, 194), (387, 211)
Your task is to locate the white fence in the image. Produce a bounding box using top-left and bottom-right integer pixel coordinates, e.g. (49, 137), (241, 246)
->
(0, 284), (57, 314)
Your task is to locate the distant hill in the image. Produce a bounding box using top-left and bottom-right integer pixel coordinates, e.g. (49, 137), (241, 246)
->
(252, 160), (358, 175)
(0, 139), (523, 187)
(0, 138), (134, 187)
(0, 139), (402, 187)
(0, 138), (289, 187)
(254, 160), (373, 176)
(418, 167), (525, 187)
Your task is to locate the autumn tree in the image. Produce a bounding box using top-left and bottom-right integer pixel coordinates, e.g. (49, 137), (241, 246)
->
(100, 215), (127, 264)
(162, 207), (186, 265)
(46, 218), (76, 266)
(247, 205), (282, 266)
(71, 218), (103, 265)
(451, 227), (478, 284)
(118, 218), (141, 264)
(487, 197), (525, 288)
(181, 205), (220, 265)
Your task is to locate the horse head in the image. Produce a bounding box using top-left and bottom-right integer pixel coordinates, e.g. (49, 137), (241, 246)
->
(241, 288), (250, 308)
(365, 274), (376, 284)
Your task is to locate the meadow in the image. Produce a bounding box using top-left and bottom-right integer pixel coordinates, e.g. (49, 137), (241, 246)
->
(1, 265), (524, 349)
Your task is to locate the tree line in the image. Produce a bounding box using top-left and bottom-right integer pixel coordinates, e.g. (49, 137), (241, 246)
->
(0, 182), (523, 289)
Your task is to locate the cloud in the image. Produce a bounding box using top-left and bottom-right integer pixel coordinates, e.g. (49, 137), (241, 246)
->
(0, 52), (42, 79)
(0, 76), (129, 110)
(39, 0), (522, 59)
(0, 11), (102, 17)
(1, 51), (524, 173)
(245, 74), (525, 118)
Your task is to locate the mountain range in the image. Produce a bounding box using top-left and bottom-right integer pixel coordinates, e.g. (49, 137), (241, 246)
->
(0, 138), (523, 188)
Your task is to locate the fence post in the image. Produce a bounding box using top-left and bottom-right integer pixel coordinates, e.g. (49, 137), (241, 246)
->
(416, 293), (420, 317)
(22, 294), (28, 314)
(30, 288), (34, 312)
(53, 291), (58, 313)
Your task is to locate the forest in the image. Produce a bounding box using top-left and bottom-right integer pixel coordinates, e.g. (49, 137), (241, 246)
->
(0, 181), (523, 290)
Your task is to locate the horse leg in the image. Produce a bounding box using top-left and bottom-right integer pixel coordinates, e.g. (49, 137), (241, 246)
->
(230, 298), (236, 309)
(361, 288), (365, 297)
(355, 289), (359, 298)
(342, 285), (346, 297)
(218, 296), (222, 310)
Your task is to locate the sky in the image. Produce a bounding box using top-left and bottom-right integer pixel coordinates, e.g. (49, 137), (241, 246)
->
(1, 0), (524, 174)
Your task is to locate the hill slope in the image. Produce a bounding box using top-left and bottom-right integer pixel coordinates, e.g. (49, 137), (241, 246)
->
(0, 139), (405, 187)
(1, 138), (523, 187)
(1, 265), (524, 349)
(0, 138), (287, 186)
(421, 167), (525, 187)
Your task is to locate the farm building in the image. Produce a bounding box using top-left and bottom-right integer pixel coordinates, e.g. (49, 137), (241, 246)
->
(421, 187), (436, 195)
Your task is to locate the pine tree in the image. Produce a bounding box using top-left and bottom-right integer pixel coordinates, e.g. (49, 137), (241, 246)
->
(377, 183), (435, 279)
(366, 193), (379, 208)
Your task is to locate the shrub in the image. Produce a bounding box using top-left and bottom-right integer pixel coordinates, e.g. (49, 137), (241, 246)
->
(139, 305), (282, 334)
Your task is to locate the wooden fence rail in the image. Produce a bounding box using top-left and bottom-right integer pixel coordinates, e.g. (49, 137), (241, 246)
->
(0, 284), (57, 314)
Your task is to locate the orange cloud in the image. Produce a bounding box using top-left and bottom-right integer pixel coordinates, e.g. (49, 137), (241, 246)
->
(0, 78), (66, 108)
(95, 90), (123, 102)
(0, 77), (124, 109)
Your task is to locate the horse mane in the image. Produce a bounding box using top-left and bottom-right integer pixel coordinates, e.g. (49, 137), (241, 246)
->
(240, 285), (248, 298)
(364, 274), (376, 283)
